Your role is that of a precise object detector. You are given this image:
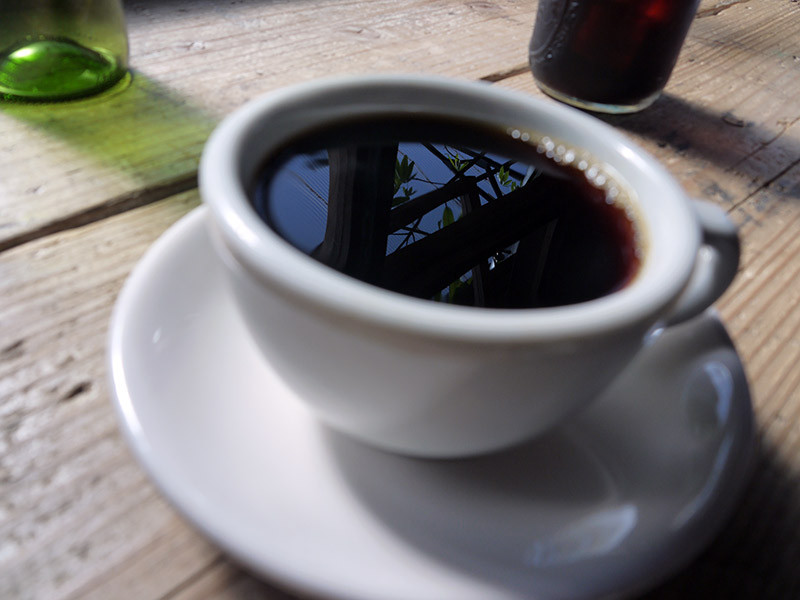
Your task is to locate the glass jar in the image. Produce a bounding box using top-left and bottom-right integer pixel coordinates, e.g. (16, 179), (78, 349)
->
(530, 0), (701, 113)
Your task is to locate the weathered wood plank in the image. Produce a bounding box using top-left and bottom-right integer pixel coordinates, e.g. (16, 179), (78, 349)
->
(165, 560), (298, 600)
(0, 0), (537, 250)
(2, 136), (799, 600)
(0, 191), (311, 600)
(6, 0), (794, 252)
(2, 1), (800, 599)
(0, 194), (203, 600)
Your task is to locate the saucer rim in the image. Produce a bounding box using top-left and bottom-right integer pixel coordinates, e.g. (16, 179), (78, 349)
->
(107, 206), (754, 600)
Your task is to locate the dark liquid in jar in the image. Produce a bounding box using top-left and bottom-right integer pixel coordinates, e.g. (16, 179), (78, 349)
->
(251, 115), (641, 309)
(530, 0), (701, 108)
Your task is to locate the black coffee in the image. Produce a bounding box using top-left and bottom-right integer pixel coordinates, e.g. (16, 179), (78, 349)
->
(251, 115), (641, 308)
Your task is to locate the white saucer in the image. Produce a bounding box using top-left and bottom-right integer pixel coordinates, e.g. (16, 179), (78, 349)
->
(108, 207), (754, 600)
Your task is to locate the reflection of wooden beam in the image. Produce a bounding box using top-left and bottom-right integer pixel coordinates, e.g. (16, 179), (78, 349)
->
(390, 175), (492, 231)
(460, 185), (488, 307)
(389, 149), (539, 232)
(312, 144), (397, 281)
(380, 177), (580, 300)
(502, 219), (559, 308)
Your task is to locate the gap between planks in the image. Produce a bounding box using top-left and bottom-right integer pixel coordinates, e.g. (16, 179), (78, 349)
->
(0, 174), (197, 253)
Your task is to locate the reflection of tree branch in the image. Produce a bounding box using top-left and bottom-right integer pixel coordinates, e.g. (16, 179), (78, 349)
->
(394, 216), (428, 249)
(289, 171), (328, 204)
(458, 148), (527, 182)
(395, 223), (430, 237)
(393, 143), (532, 232)
(424, 143), (478, 177)
(460, 186), (488, 307)
(425, 143), (524, 205)
(380, 177), (572, 299)
(390, 174), (494, 231)
(312, 144), (396, 280)
(423, 144), (498, 205)
(397, 150), (442, 189)
(486, 162), (506, 197)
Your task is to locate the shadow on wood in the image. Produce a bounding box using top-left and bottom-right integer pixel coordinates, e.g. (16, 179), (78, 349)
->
(600, 93), (800, 206)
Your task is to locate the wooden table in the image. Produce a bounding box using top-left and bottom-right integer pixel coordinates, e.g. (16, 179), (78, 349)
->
(2, 1), (799, 598)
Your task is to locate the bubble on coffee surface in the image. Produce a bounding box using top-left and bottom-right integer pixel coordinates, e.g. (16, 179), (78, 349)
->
(251, 115), (643, 309)
(530, 133), (644, 261)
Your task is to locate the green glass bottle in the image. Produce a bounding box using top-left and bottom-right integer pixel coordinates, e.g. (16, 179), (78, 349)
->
(0, 0), (129, 102)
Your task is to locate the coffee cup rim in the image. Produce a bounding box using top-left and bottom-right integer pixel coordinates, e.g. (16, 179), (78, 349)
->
(200, 74), (700, 342)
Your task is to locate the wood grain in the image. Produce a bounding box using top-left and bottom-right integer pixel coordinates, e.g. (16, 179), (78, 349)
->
(1, 194), (201, 600)
(2, 0), (800, 598)
(0, 0), (537, 251)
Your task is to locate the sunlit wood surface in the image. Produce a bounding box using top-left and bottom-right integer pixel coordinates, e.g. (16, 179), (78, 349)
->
(2, 1), (799, 598)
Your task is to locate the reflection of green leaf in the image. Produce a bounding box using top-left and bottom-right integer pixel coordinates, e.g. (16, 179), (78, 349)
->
(434, 275), (473, 304)
(392, 185), (416, 207)
(446, 149), (467, 173)
(497, 165), (518, 191)
(498, 166), (509, 185)
(394, 155), (416, 194)
(442, 204), (455, 227)
(448, 280), (460, 303)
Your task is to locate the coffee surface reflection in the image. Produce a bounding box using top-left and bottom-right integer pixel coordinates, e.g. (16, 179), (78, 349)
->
(251, 116), (641, 308)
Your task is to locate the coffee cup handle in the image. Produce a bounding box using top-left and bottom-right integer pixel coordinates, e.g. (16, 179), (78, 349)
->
(663, 200), (740, 326)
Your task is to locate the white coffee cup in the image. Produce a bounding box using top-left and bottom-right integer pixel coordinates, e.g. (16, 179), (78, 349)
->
(200, 75), (739, 458)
